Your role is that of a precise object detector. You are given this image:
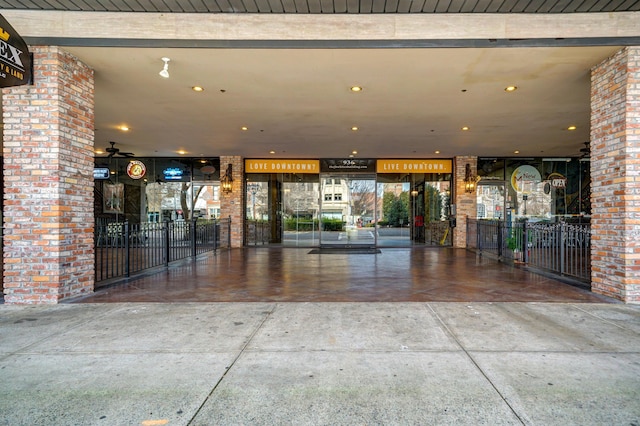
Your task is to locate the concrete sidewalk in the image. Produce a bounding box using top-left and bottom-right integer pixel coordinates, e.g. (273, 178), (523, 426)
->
(1, 302), (639, 425)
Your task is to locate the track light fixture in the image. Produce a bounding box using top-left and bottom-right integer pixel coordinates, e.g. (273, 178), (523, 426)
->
(159, 57), (170, 78)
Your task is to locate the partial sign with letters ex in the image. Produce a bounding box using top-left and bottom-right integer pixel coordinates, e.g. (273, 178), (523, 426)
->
(0, 14), (32, 88)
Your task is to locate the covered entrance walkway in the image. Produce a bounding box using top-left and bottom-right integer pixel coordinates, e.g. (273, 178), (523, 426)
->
(72, 248), (613, 303)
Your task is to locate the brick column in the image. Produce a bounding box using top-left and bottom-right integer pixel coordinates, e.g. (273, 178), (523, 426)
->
(220, 155), (244, 248)
(453, 156), (477, 248)
(590, 47), (640, 303)
(2, 46), (95, 304)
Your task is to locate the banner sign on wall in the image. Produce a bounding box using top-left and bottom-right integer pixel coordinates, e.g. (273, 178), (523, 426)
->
(320, 159), (376, 173)
(377, 159), (452, 173)
(0, 14), (32, 87)
(245, 159), (320, 174)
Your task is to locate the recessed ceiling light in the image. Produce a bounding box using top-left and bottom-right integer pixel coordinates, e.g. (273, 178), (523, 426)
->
(461, 126), (470, 131)
(269, 150), (276, 154)
(567, 125), (577, 131)
(241, 126), (248, 131)
(351, 126), (359, 131)
(177, 150), (186, 155)
(505, 86), (518, 92)
(352, 150), (358, 155)
(192, 86), (204, 92)
(118, 125), (129, 131)
(95, 150), (104, 155)
(514, 150), (520, 154)
(350, 86), (362, 92)
(435, 150), (440, 154)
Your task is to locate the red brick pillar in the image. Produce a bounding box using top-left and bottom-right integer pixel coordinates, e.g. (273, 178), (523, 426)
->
(2, 46), (95, 304)
(220, 155), (244, 248)
(591, 47), (640, 303)
(453, 156), (477, 248)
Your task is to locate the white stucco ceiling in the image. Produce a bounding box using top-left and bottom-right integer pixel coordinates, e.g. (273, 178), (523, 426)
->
(62, 45), (620, 159)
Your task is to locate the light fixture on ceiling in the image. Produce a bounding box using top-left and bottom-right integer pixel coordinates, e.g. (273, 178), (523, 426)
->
(221, 164), (234, 194)
(241, 126), (248, 131)
(192, 86), (204, 92)
(350, 86), (362, 92)
(461, 126), (470, 131)
(567, 125), (577, 131)
(351, 126), (359, 131)
(505, 86), (518, 92)
(159, 57), (170, 78)
(118, 125), (130, 131)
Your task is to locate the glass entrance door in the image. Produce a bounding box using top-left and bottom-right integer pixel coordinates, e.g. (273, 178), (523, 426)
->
(319, 174), (376, 247)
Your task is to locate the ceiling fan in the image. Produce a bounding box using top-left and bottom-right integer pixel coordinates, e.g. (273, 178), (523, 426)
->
(579, 141), (590, 159)
(105, 141), (134, 158)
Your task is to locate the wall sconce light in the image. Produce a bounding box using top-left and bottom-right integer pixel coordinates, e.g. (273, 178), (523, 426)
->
(159, 57), (170, 78)
(464, 163), (480, 194)
(221, 163), (233, 194)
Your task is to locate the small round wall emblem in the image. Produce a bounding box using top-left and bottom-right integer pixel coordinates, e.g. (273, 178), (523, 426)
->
(127, 160), (146, 180)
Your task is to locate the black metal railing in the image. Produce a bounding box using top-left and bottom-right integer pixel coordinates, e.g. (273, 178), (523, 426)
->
(95, 217), (231, 285)
(469, 219), (591, 284)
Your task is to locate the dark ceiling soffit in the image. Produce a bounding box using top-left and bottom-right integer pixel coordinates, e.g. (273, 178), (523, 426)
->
(23, 36), (640, 49)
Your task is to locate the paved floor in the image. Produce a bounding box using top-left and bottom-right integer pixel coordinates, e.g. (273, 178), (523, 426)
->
(2, 249), (639, 425)
(78, 248), (609, 303)
(1, 302), (639, 425)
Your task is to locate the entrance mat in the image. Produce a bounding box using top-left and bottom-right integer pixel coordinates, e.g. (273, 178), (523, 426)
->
(308, 248), (381, 254)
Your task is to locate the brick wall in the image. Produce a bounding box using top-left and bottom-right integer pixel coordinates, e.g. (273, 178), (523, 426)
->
(220, 156), (244, 248)
(453, 156), (477, 248)
(590, 46), (640, 303)
(2, 46), (95, 304)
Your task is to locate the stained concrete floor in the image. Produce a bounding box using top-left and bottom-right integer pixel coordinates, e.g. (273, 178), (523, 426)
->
(78, 248), (608, 303)
(1, 249), (639, 425)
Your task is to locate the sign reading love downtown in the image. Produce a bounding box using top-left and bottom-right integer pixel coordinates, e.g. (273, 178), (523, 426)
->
(377, 159), (452, 173)
(0, 14), (32, 87)
(245, 159), (320, 173)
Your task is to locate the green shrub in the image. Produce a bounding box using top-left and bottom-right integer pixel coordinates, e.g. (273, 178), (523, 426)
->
(321, 218), (345, 231)
(284, 218), (318, 231)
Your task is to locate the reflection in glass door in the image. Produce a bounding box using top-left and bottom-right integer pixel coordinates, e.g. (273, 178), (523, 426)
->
(281, 179), (320, 247)
(319, 174), (377, 247)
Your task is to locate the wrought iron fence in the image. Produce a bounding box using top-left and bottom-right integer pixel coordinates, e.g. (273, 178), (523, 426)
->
(95, 218), (231, 285)
(468, 219), (591, 284)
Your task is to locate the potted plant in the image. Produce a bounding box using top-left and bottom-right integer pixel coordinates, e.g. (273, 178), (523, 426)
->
(506, 232), (523, 262)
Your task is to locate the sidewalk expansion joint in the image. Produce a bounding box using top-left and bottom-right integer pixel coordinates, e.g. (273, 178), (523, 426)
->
(425, 304), (527, 426)
(186, 303), (277, 425)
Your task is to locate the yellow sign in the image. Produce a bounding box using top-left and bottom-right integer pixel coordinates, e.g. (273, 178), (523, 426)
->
(245, 159), (320, 174)
(377, 159), (452, 173)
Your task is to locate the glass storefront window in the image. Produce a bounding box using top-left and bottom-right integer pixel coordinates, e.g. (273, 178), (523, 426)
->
(477, 157), (590, 223)
(94, 157), (220, 226)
